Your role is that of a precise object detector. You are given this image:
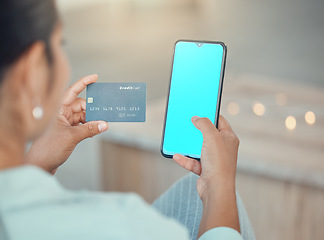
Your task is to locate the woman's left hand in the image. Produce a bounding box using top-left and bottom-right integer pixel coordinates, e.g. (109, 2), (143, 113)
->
(25, 74), (109, 174)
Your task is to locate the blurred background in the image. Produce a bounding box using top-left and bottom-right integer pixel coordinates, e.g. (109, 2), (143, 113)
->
(55, 0), (324, 239)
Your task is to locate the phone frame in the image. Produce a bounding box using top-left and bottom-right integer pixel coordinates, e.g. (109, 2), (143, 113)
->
(160, 39), (227, 161)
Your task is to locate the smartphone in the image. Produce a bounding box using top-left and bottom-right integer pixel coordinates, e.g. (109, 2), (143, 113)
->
(161, 40), (227, 160)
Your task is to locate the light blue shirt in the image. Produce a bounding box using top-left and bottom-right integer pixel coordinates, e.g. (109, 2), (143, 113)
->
(0, 166), (242, 240)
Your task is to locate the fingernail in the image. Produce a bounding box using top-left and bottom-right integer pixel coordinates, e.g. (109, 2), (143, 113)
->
(98, 122), (108, 132)
(85, 74), (98, 84)
(192, 116), (200, 122)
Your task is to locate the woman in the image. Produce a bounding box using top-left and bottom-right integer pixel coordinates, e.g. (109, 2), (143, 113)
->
(0, 0), (255, 239)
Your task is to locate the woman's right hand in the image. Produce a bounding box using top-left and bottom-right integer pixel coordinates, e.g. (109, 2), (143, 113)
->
(173, 115), (240, 200)
(173, 115), (241, 237)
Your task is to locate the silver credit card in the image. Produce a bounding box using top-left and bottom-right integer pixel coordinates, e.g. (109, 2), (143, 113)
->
(86, 82), (146, 122)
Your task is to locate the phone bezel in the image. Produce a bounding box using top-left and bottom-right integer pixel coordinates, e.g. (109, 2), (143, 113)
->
(160, 39), (227, 161)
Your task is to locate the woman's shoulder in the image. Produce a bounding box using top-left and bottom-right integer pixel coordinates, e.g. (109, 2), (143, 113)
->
(0, 165), (189, 240)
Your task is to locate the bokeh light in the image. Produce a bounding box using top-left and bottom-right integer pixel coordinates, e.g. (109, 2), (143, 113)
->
(275, 93), (288, 106)
(285, 116), (296, 130)
(252, 102), (266, 116)
(227, 102), (240, 115)
(305, 111), (316, 125)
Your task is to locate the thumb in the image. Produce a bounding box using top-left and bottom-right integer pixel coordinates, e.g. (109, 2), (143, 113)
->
(191, 116), (219, 140)
(73, 121), (109, 142)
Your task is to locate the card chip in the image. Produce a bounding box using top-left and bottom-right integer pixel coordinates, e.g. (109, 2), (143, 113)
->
(88, 97), (93, 103)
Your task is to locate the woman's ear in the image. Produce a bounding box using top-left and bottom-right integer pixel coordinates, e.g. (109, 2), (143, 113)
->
(4, 41), (52, 140)
(22, 41), (50, 103)
(22, 41), (52, 139)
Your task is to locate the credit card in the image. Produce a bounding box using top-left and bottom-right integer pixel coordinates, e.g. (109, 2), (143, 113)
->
(86, 82), (146, 122)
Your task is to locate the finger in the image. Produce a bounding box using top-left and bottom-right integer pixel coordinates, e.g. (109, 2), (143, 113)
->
(72, 121), (109, 142)
(71, 98), (86, 113)
(191, 116), (219, 139)
(71, 112), (86, 125)
(173, 154), (202, 175)
(63, 74), (98, 105)
(217, 115), (234, 132)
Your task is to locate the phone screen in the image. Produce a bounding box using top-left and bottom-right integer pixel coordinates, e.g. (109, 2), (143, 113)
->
(161, 40), (226, 159)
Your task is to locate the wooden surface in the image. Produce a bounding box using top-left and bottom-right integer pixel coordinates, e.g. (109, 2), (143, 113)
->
(237, 172), (324, 240)
(101, 142), (188, 203)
